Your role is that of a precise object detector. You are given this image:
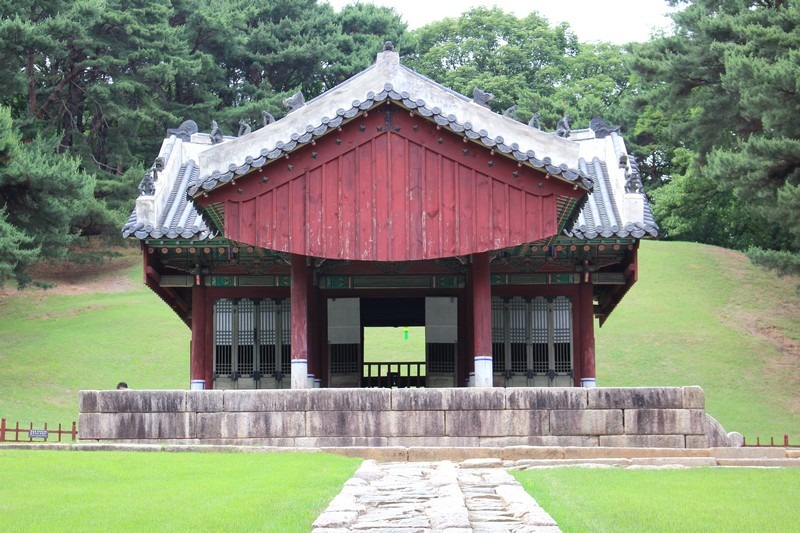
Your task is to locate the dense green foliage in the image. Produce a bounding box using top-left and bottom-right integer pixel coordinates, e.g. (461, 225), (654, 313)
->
(513, 467), (800, 532)
(0, 450), (361, 532)
(633, 0), (800, 258)
(0, 0), (406, 286)
(1, 0), (798, 280)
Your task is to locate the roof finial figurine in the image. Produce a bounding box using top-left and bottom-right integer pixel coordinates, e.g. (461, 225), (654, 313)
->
(261, 110), (275, 127)
(166, 119), (198, 141)
(528, 112), (541, 130)
(137, 169), (156, 196)
(589, 116), (621, 139)
(283, 91), (305, 113)
(209, 120), (223, 144)
(472, 88), (494, 109)
(503, 104), (518, 120)
(238, 119), (252, 137)
(384, 40), (394, 51)
(556, 114), (571, 138)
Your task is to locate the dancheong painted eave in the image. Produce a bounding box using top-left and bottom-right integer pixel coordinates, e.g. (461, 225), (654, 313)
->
(186, 49), (591, 199)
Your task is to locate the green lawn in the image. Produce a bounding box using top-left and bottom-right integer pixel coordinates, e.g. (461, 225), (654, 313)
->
(0, 450), (360, 532)
(513, 467), (800, 532)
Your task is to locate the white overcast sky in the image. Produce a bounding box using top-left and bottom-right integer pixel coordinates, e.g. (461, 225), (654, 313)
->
(325, 0), (677, 44)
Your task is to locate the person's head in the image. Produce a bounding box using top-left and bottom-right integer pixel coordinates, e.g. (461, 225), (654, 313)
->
(116, 382), (128, 390)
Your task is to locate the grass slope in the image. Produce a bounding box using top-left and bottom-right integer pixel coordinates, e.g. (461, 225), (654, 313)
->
(0, 241), (797, 439)
(597, 241), (800, 438)
(0, 252), (189, 426)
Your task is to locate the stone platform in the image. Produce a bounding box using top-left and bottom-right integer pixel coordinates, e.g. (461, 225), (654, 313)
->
(78, 386), (739, 448)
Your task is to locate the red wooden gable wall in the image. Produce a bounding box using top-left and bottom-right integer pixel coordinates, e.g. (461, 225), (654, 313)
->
(201, 102), (584, 262)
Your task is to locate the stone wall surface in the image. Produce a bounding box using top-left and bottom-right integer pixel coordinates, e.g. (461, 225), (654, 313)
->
(78, 386), (731, 448)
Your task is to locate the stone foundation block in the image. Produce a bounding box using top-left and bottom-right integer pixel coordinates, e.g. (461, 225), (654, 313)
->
(197, 412), (305, 438)
(446, 410), (548, 437)
(500, 447), (566, 461)
(78, 412), (195, 439)
(686, 435), (709, 449)
(444, 388), (506, 410)
(391, 388), (446, 410)
(481, 435), (599, 448)
(550, 409), (623, 435)
(624, 409), (705, 435)
(224, 389), (309, 412)
(186, 390), (224, 412)
(306, 410), (444, 437)
(387, 436), (481, 447)
(324, 446), (408, 461)
(599, 435), (686, 448)
(307, 388), (391, 411)
(711, 447), (787, 459)
(588, 387), (683, 409)
(682, 386), (705, 409)
(295, 436), (388, 447)
(506, 388), (587, 410)
(81, 390), (188, 413)
(406, 447), (501, 462)
(630, 457), (717, 467)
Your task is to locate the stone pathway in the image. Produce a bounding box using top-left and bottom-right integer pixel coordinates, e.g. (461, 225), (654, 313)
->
(312, 460), (560, 532)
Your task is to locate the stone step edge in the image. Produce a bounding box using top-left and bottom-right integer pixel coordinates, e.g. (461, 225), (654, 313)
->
(2, 442), (798, 464)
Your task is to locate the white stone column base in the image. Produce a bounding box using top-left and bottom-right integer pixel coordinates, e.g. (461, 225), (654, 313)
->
(474, 356), (493, 387)
(291, 359), (308, 389)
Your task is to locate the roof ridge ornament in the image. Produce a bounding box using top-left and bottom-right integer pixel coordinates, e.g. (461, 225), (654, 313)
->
(528, 112), (541, 130)
(472, 88), (494, 109)
(589, 116), (621, 139)
(503, 104), (518, 120)
(166, 119), (198, 141)
(210, 120), (223, 144)
(261, 110), (275, 127)
(283, 90), (305, 113)
(384, 40), (394, 51)
(556, 114), (571, 138)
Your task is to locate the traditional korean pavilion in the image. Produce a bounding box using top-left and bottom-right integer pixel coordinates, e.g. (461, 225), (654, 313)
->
(122, 46), (658, 391)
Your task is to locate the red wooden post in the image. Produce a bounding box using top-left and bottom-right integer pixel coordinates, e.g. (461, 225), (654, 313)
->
(785, 434), (790, 447)
(471, 252), (493, 387)
(1, 418), (5, 442)
(578, 281), (596, 387)
(71, 421), (77, 441)
(190, 281), (208, 389)
(291, 254), (309, 388)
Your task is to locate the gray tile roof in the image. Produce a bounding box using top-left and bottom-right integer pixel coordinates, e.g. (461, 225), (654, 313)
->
(122, 161), (216, 240)
(186, 80), (591, 197)
(565, 155), (659, 240)
(122, 49), (658, 244)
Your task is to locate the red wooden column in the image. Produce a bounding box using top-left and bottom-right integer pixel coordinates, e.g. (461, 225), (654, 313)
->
(578, 281), (597, 387)
(290, 254), (310, 388)
(190, 281), (210, 389)
(306, 269), (321, 388)
(471, 252), (493, 387)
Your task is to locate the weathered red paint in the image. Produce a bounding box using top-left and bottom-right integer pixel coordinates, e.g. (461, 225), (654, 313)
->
(290, 254), (309, 362)
(577, 281), (596, 384)
(190, 283), (208, 384)
(198, 104), (581, 262)
(470, 252), (492, 358)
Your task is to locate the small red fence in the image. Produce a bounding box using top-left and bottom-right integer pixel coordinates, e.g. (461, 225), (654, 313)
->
(0, 418), (77, 443)
(742, 434), (799, 447)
